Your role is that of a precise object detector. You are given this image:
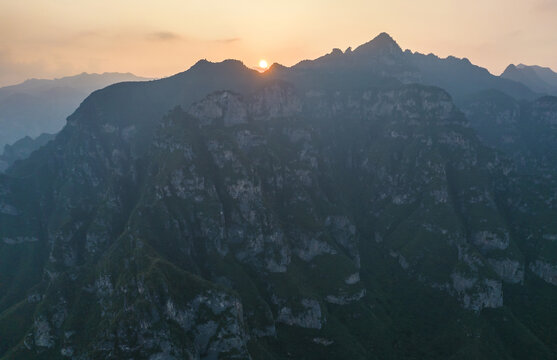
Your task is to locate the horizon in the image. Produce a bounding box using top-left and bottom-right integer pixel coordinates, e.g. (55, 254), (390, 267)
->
(1, 0), (557, 87)
(2, 32), (556, 87)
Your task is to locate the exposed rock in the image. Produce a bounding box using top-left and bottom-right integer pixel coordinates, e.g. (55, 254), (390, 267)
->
(0, 203), (18, 215)
(2, 236), (38, 245)
(326, 289), (366, 305)
(390, 250), (410, 270)
(529, 260), (557, 285)
(250, 83), (302, 120)
(33, 317), (55, 349)
(543, 234), (557, 241)
(188, 91), (248, 127)
(325, 215), (359, 261)
(472, 231), (509, 251)
(344, 272), (360, 285)
(60, 347), (74, 357)
(277, 299), (324, 329)
(451, 273), (503, 311)
(294, 237), (337, 262)
(313, 337), (334, 346)
(165, 291), (250, 357)
(488, 258), (524, 284)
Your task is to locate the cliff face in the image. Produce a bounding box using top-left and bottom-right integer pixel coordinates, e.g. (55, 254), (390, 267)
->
(0, 133), (56, 172)
(1, 35), (557, 358)
(1, 73), (557, 358)
(461, 92), (557, 292)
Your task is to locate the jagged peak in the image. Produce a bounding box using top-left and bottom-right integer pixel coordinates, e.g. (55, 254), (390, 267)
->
(192, 58), (210, 67)
(503, 64), (518, 73)
(508, 63), (557, 75)
(374, 32), (396, 43)
(353, 32), (402, 55)
(190, 58), (248, 72)
(266, 62), (288, 73)
(331, 48), (343, 56)
(505, 64), (547, 72)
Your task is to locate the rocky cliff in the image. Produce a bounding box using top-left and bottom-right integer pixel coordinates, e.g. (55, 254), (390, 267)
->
(1, 35), (557, 359)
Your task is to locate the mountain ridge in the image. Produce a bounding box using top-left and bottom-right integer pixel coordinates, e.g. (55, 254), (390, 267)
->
(285, 32), (538, 102)
(0, 72), (149, 149)
(501, 63), (557, 96)
(1, 33), (557, 359)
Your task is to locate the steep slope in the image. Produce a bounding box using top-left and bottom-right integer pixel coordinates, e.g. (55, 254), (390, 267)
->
(0, 60), (556, 358)
(0, 35), (557, 359)
(460, 91), (557, 172)
(0, 134), (56, 172)
(460, 92), (557, 283)
(0, 72), (148, 148)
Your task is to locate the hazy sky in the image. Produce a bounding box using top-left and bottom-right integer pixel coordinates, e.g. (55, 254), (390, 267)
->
(1, 0), (556, 86)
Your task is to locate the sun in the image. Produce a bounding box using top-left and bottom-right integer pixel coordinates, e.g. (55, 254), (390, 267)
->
(259, 59), (269, 69)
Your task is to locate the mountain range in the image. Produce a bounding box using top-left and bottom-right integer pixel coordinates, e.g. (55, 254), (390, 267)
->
(287, 33), (540, 103)
(0, 133), (55, 172)
(0, 72), (149, 150)
(0, 33), (556, 359)
(501, 64), (557, 96)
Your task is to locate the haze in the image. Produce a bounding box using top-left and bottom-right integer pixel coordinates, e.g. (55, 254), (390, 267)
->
(1, 0), (556, 86)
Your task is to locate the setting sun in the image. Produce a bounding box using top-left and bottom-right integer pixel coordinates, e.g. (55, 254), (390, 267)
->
(259, 59), (269, 69)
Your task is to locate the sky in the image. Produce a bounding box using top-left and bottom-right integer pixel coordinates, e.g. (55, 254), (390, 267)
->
(0, 0), (556, 86)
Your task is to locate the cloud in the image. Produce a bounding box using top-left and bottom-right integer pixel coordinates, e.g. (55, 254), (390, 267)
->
(147, 31), (182, 41)
(213, 37), (241, 44)
(144, 32), (240, 45)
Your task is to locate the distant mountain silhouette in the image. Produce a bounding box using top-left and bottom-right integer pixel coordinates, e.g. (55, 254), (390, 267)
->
(0, 72), (149, 148)
(0, 133), (55, 172)
(353, 31), (405, 56)
(282, 33), (538, 102)
(501, 64), (557, 96)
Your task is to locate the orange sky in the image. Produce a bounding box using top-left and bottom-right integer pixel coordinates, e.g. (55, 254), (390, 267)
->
(1, 0), (556, 86)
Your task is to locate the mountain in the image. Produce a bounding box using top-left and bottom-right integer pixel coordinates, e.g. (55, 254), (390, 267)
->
(501, 64), (557, 96)
(1, 34), (557, 359)
(282, 33), (538, 102)
(0, 72), (149, 149)
(0, 133), (56, 172)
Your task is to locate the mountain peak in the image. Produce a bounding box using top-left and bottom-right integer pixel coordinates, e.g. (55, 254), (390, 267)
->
(188, 59), (251, 75)
(502, 64), (518, 73)
(353, 32), (402, 55)
(374, 32), (396, 43)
